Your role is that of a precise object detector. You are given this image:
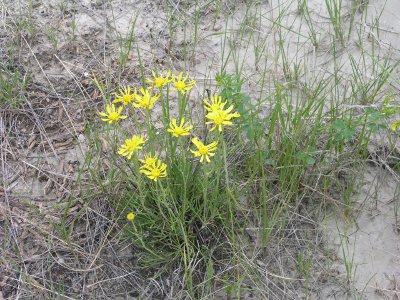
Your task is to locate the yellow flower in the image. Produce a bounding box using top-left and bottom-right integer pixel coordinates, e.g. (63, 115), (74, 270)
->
(133, 88), (160, 110)
(167, 118), (193, 137)
(140, 159), (167, 181)
(139, 153), (158, 166)
(205, 105), (240, 132)
(146, 71), (172, 88)
(99, 104), (127, 124)
(127, 212), (135, 221)
(391, 121), (400, 131)
(114, 86), (136, 105)
(172, 72), (196, 94)
(203, 95), (227, 112)
(118, 135), (146, 159)
(190, 138), (218, 163)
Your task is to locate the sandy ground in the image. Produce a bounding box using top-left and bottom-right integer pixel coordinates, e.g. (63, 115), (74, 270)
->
(321, 2), (400, 298)
(324, 166), (400, 299)
(0, 0), (399, 299)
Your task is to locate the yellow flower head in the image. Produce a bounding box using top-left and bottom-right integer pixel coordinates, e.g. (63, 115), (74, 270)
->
(140, 159), (167, 181)
(172, 72), (196, 94)
(190, 138), (218, 163)
(167, 117), (193, 137)
(203, 95), (227, 112)
(146, 71), (172, 88)
(113, 86), (137, 105)
(133, 88), (160, 110)
(391, 121), (400, 131)
(205, 105), (240, 132)
(139, 153), (159, 166)
(99, 104), (127, 124)
(127, 212), (135, 221)
(118, 135), (146, 160)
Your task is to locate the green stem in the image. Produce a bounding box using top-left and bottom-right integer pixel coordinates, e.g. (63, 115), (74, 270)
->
(221, 137), (236, 244)
(202, 162), (209, 221)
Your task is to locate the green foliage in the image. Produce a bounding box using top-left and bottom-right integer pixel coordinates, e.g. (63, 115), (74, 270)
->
(215, 71), (252, 113)
(364, 107), (387, 133)
(120, 157), (229, 268)
(0, 63), (28, 108)
(90, 71), (244, 294)
(296, 148), (316, 166)
(331, 119), (355, 143)
(215, 71), (263, 141)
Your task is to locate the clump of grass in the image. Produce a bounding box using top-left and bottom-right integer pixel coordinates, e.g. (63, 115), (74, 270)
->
(0, 62), (28, 108)
(91, 70), (244, 294)
(325, 0), (346, 46)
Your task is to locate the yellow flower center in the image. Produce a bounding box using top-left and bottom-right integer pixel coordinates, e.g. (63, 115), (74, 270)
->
(123, 94), (132, 104)
(199, 146), (209, 155)
(174, 127), (185, 135)
(155, 78), (165, 87)
(145, 157), (156, 165)
(213, 112), (226, 125)
(141, 95), (151, 108)
(109, 112), (119, 121)
(151, 168), (161, 178)
(175, 81), (185, 91)
(127, 140), (140, 151)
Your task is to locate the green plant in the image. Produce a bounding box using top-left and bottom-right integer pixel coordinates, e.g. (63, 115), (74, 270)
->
(45, 25), (59, 51)
(90, 70), (244, 295)
(0, 63), (28, 108)
(297, 252), (312, 295)
(215, 71), (263, 142)
(325, 0), (345, 46)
